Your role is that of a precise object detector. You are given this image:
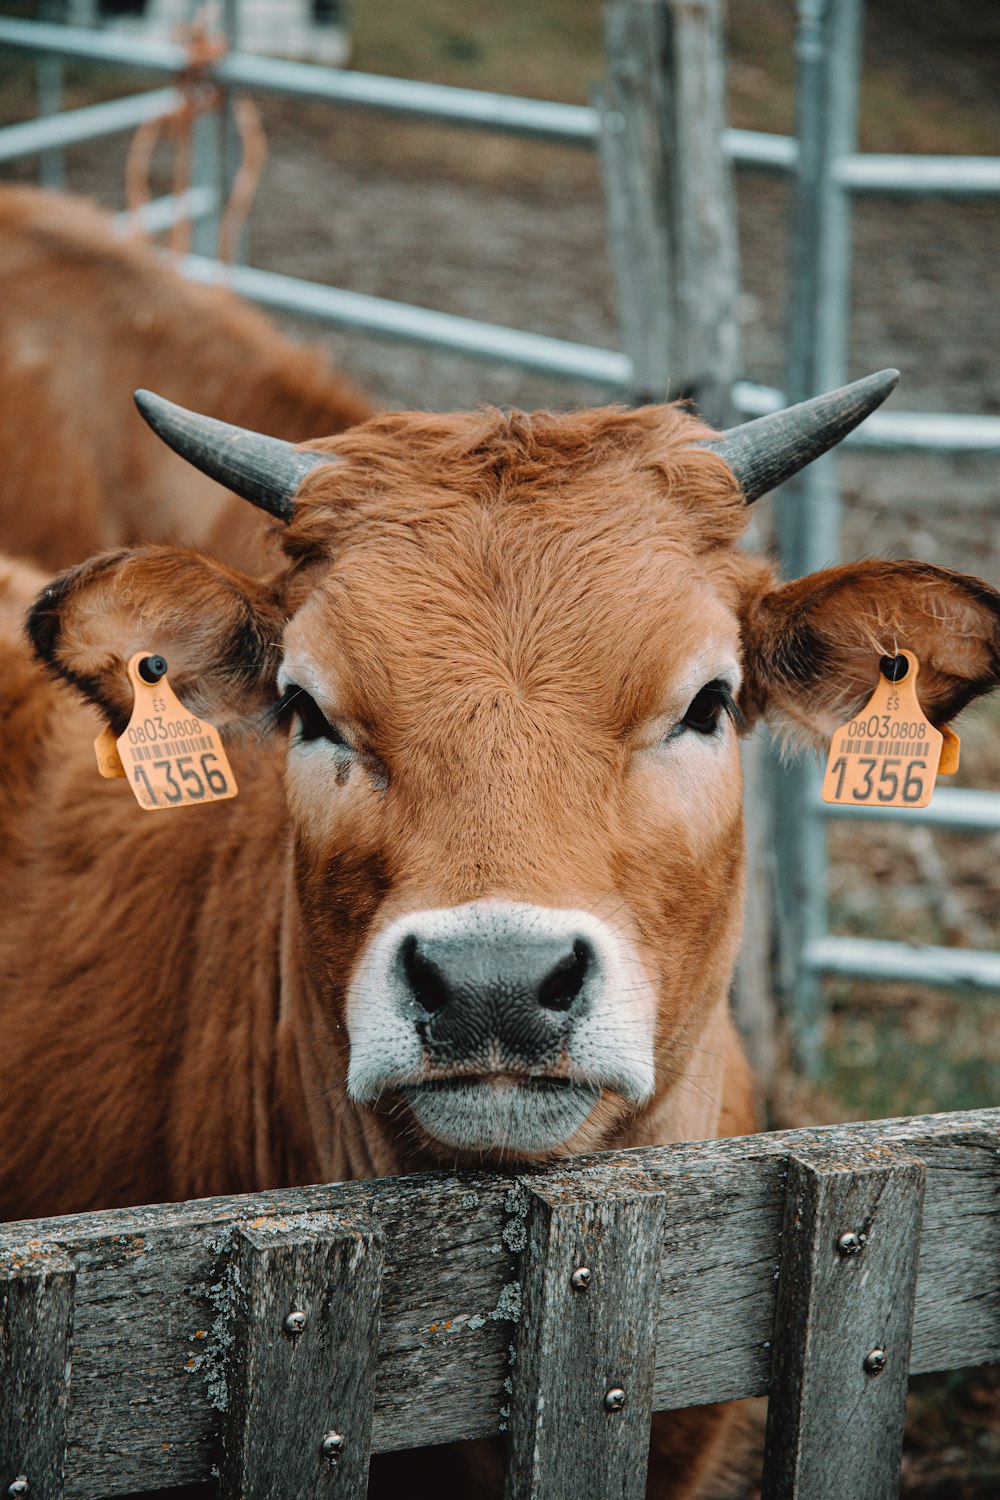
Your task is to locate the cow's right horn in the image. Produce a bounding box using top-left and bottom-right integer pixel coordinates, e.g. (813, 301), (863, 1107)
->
(700, 368), (899, 504)
(134, 390), (338, 522)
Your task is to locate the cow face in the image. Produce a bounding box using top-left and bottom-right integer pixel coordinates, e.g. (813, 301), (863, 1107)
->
(275, 412), (752, 1157)
(31, 391), (1000, 1166)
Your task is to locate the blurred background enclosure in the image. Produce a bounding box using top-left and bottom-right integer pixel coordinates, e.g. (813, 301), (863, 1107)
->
(1, 1), (999, 1490)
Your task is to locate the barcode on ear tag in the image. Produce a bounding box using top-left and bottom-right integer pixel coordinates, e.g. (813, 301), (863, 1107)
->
(114, 652), (238, 811)
(821, 649), (942, 810)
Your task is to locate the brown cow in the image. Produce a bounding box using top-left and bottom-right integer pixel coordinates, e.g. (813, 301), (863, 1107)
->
(3, 372), (999, 1497)
(0, 185), (373, 572)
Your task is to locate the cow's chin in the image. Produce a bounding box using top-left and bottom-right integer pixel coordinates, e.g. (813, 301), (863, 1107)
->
(403, 1078), (603, 1159)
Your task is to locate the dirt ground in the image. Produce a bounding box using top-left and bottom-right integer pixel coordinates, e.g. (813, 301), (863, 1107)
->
(1, 0), (999, 1493)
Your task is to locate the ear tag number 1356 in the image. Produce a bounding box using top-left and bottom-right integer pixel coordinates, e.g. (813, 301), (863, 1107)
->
(821, 649), (958, 811)
(94, 652), (238, 811)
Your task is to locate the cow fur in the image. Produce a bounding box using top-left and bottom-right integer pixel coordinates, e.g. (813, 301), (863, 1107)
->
(0, 185), (374, 573)
(2, 402), (1000, 1498)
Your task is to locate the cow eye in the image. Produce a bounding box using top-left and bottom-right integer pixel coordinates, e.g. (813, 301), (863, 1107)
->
(675, 681), (742, 738)
(273, 685), (352, 750)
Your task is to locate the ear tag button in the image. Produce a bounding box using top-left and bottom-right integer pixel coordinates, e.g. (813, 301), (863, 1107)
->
(109, 652), (238, 811)
(821, 649), (943, 810)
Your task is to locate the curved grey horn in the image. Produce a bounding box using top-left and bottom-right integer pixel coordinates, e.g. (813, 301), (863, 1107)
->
(701, 368), (899, 503)
(134, 389), (338, 522)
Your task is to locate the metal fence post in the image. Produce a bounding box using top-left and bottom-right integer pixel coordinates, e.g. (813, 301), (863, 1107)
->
(37, 0), (66, 189)
(65, 0), (97, 25)
(219, 0), (249, 263)
(772, 0), (864, 1074)
(190, 109), (223, 257)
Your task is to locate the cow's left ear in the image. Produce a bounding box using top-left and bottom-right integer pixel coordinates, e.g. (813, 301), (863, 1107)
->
(27, 546), (285, 735)
(742, 560), (1000, 745)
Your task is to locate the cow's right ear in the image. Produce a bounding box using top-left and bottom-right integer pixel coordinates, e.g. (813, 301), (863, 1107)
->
(741, 559), (1000, 747)
(27, 547), (286, 735)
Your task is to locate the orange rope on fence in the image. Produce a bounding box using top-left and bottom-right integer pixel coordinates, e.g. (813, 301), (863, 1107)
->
(123, 109), (160, 227)
(216, 91), (268, 266)
(122, 11), (266, 265)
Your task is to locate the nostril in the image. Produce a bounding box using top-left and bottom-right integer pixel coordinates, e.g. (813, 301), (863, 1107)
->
(401, 934), (452, 1014)
(537, 938), (592, 1012)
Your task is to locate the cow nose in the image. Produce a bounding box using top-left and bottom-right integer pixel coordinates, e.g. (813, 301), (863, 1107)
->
(397, 931), (594, 1063)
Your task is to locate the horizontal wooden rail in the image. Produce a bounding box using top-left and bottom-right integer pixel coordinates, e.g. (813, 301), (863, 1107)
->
(0, 1107), (998, 1497)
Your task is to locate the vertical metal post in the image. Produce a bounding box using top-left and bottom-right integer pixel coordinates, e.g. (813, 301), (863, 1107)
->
(37, 0), (66, 189)
(187, 0), (224, 256)
(65, 0), (98, 23)
(773, 0), (864, 1073)
(220, 0), (248, 263)
(779, 0), (862, 573)
(190, 111), (223, 255)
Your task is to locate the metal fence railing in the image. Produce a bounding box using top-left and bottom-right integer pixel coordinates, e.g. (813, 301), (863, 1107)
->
(1, 0), (999, 1070)
(1, 7), (999, 439)
(770, 0), (1000, 1071)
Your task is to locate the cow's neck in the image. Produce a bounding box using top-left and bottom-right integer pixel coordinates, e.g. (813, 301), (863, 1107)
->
(272, 857), (406, 1185)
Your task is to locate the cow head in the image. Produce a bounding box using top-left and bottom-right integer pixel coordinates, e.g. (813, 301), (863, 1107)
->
(28, 376), (1000, 1166)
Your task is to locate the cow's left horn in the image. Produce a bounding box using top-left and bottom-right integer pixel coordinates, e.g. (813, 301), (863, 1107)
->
(134, 390), (338, 522)
(701, 368), (898, 504)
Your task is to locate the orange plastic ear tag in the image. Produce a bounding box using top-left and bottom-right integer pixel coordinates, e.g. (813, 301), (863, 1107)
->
(821, 650), (943, 810)
(939, 724), (961, 775)
(99, 652), (238, 812)
(94, 724), (126, 779)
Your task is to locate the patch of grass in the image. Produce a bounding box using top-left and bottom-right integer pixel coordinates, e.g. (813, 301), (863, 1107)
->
(819, 985), (1000, 1120)
(351, 0), (604, 102)
(904, 1367), (1000, 1499)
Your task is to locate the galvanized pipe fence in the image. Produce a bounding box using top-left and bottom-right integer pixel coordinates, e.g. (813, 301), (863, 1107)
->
(1, 1106), (998, 1499)
(771, 0), (1000, 1074)
(1, 5), (999, 432)
(1, 0), (1000, 1073)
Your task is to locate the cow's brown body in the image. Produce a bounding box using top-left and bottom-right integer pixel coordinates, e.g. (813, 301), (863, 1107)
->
(2, 392), (999, 1496)
(0, 186), (373, 572)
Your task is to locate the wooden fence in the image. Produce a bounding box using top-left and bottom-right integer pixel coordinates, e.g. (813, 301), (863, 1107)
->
(2, 1106), (999, 1498)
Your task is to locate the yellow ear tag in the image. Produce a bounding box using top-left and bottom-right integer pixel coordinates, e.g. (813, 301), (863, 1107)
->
(821, 650), (942, 810)
(103, 652), (238, 811)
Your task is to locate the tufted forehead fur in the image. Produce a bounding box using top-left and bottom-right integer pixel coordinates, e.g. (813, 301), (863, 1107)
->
(279, 405), (767, 764)
(273, 408), (762, 906)
(285, 402), (752, 566)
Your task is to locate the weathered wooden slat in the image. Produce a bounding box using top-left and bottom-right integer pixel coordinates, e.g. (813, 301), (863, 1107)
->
(761, 1145), (926, 1500)
(597, 0), (742, 422)
(0, 1108), (994, 1496)
(505, 1186), (667, 1500)
(222, 1215), (383, 1500)
(0, 1245), (76, 1499)
(594, 16), (674, 405)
